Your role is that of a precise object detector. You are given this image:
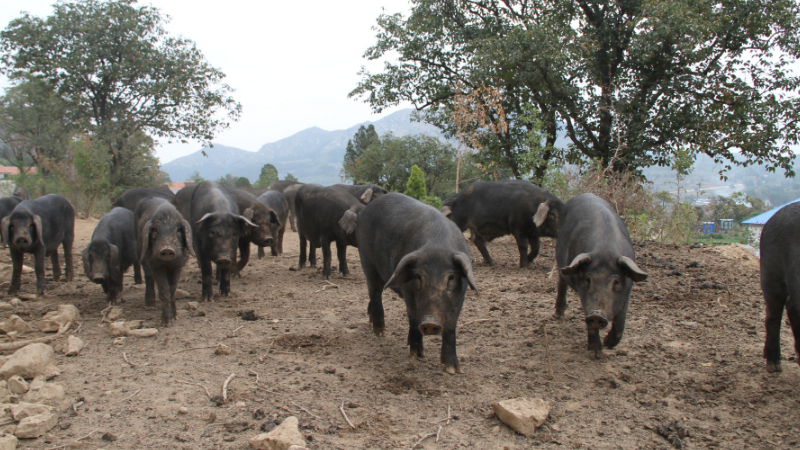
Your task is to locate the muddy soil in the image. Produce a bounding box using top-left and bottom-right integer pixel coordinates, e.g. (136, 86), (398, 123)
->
(0, 218), (798, 449)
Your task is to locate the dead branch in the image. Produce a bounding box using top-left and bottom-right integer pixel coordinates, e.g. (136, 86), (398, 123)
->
(176, 380), (212, 399)
(231, 325), (245, 334)
(174, 345), (217, 354)
(436, 425), (443, 442)
(314, 280), (339, 293)
(222, 373), (236, 403)
(248, 369), (259, 384)
(340, 401), (356, 429)
(542, 320), (555, 381)
(292, 401), (321, 419)
(564, 372), (578, 380)
(431, 404), (455, 424)
(253, 385), (280, 395)
(410, 431), (438, 449)
(116, 388), (141, 404)
(0, 321), (71, 352)
(100, 304), (112, 324)
(122, 353), (137, 368)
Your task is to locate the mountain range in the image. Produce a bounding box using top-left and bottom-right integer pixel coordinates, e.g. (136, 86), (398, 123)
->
(161, 109), (443, 185)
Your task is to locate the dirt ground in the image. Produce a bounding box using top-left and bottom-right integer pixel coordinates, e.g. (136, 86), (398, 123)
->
(0, 217), (798, 449)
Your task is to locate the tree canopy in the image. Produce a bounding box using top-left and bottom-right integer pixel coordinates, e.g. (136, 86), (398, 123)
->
(351, 0), (800, 179)
(253, 163), (279, 188)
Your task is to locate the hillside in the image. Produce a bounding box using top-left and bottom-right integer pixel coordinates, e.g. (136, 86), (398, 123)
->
(161, 109), (443, 185)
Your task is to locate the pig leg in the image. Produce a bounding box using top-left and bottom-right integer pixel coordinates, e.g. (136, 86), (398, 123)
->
(168, 267), (181, 323)
(50, 251), (61, 282)
(289, 209), (297, 232)
(34, 247), (47, 294)
(336, 240), (349, 276)
(363, 265), (385, 336)
(587, 328), (603, 359)
(154, 271), (174, 327)
(219, 265), (231, 297)
(200, 257), (214, 302)
(63, 238), (74, 281)
(441, 328), (462, 374)
(309, 244), (318, 268)
(471, 231), (495, 265)
(298, 232), (308, 268)
(133, 259), (143, 284)
(785, 295), (800, 367)
(526, 235), (541, 263)
(257, 245), (265, 259)
(555, 275), (568, 318)
(321, 237), (332, 279)
(8, 249), (23, 295)
(763, 281), (788, 372)
(143, 265), (156, 307)
(236, 238), (250, 275)
(513, 231), (530, 268)
(277, 226), (285, 255)
(604, 306), (627, 349)
(405, 299), (424, 358)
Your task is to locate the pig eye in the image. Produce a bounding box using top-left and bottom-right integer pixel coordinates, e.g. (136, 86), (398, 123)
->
(584, 277), (591, 287)
(448, 274), (455, 282)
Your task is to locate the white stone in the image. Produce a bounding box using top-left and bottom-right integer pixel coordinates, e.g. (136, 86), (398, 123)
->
(107, 307), (124, 321)
(0, 433), (17, 450)
(22, 382), (64, 403)
(215, 344), (231, 355)
(108, 321), (128, 337)
(64, 335), (84, 356)
(7, 300), (21, 308)
(0, 303), (12, 311)
(492, 397), (551, 437)
(20, 266), (33, 275)
(287, 447), (310, 450)
(14, 412), (57, 439)
(127, 328), (157, 338)
(16, 294), (35, 300)
(0, 344), (58, 381)
(175, 289), (191, 299)
(124, 320), (143, 330)
(178, 406), (188, 415)
(6, 377), (27, 394)
(249, 416), (306, 450)
(0, 404), (13, 422)
(186, 302), (198, 310)
(0, 316), (33, 334)
(11, 403), (53, 421)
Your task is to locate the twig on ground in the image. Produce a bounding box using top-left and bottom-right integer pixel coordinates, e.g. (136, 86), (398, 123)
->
(436, 425), (443, 442)
(292, 401), (320, 419)
(340, 401), (356, 429)
(462, 318), (494, 326)
(564, 373), (578, 380)
(176, 380), (211, 399)
(231, 325), (245, 334)
(314, 280), (339, 293)
(46, 428), (100, 450)
(116, 389), (141, 404)
(174, 345), (216, 354)
(123, 352), (136, 368)
(100, 304), (112, 324)
(0, 321), (71, 352)
(542, 320), (555, 381)
(248, 370), (259, 384)
(410, 431), (437, 449)
(222, 373), (236, 403)
(73, 321), (82, 334)
(253, 385), (280, 395)
(430, 403), (455, 424)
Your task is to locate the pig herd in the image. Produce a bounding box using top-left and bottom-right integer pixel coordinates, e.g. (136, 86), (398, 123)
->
(0, 181), (797, 375)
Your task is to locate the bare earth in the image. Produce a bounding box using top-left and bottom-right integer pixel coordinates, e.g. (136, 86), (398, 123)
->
(0, 218), (798, 449)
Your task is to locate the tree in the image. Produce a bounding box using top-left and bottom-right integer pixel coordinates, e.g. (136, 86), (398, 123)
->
(0, 0), (241, 190)
(342, 125), (379, 183)
(253, 163), (278, 188)
(285, 173), (298, 182)
(351, 0), (800, 178)
(217, 174), (237, 189)
(405, 165), (427, 199)
(188, 171), (204, 183)
(235, 177), (252, 188)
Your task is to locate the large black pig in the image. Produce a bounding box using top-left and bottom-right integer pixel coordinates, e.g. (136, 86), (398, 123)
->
(555, 193), (648, 358)
(227, 188), (280, 273)
(356, 193), (479, 374)
(0, 196), (23, 227)
(135, 197), (194, 326)
(1, 194), (75, 295)
(270, 181), (304, 232)
(112, 187), (174, 211)
(190, 181), (256, 301)
(296, 185), (363, 279)
(12, 187), (29, 200)
(82, 207), (142, 302)
(334, 184), (389, 205)
(256, 190), (289, 257)
(441, 180), (564, 268)
(759, 201), (800, 373)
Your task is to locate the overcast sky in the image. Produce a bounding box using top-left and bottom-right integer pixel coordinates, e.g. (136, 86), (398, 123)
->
(0, 0), (412, 163)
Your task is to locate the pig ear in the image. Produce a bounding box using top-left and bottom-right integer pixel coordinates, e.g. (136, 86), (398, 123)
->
(360, 188), (374, 204)
(268, 209), (281, 227)
(139, 220), (153, 263)
(181, 220), (196, 258)
(234, 215), (257, 228)
(32, 215), (43, 245)
(1, 216), (10, 246)
(196, 213), (215, 225)
(618, 255), (648, 282)
(560, 253), (592, 276)
(441, 206), (452, 217)
(533, 200), (551, 228)
(338, 209), (358, 234)
(243, 208), (255, 221)
(383, 251), (419, 291)
(453, 252), (479, 294)
(81, 247), (90, 278)
(109, 244), (121, 283)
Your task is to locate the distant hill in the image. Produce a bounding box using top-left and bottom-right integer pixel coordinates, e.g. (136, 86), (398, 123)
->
(161, 109), (444, 185)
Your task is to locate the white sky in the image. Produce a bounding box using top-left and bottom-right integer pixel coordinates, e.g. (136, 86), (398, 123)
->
(0, 0), (412, 163)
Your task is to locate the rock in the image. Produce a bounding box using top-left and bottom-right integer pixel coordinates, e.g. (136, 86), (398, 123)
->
(175, 289), (191, 299)
(0, 359), (5, 368)
(36, 304), (80, 332)
(107, 307), (124, 321)
(14, 412), (57, 439)
(108, 321), (128, 337)
(248, 416), (306, 450)
(0, 344), (59, 381)
(20, 266), (33, 275)
(64, 336), (85, 356)
(4, 333), (18, 342)
(0, 316), (33, 334)
(215, 344), (231, 355)
(112, 337), (126, 346)
(186, 302), (198, 311)
(178, 406), (188, 415)
(492, 397), (551, 437)
(17, 294), (35, 301)
(22, 382), (64, 403)
(127, 328), (158, 338)
(0, 303), (12, 311)
(287, 447), (310, 450)
(123, 320), (142, 330)
(0, 433), (17, 450)
(11, 403), (53, 421)
(7, 300), (21, 309)
(0, 404), (13, 422)
(6, 377), (28, 395)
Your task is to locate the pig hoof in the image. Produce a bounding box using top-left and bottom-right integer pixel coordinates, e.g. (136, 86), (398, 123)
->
(444, 365), (463, 375)
(766, 363), (782, 373)
(588, 350), (604, 360)
(372, 326), (385, 337)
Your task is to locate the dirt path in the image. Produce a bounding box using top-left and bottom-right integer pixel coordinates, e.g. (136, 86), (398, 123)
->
(0, 219), (797, 449)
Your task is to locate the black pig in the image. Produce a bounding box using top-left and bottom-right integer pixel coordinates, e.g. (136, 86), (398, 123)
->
(112, 187), (174, 211)
(82, 207), (142, 302)
(334, 184), (389, 205)
(12, 187), (29, 200)
(759, 201), (800, 372)
(442, 180), (564, 268)
(269, 181), (304, 232)
(296, 185), (363, 279)
(555, 193), (648, 359)
(356, 193), (479, 374)
(1, 194), (75, 295)
(227, 188), (280, 273)
(190, 181), (256, 301)
(256, 190), (289, 257)
(135, 197), (194, 326)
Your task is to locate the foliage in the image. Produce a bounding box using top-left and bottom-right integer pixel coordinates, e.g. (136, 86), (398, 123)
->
(405, 165), (427, 199)
(352, 0), (800, 178)
(253, 163), (278, 188)
(707, 193), (766, 223)
(421, 195), (443, 210)
(235, 176), (251, 188)
(284, 173), (298, 182)
(342, 125), (379, 183)
(217, 174), (238, 189)
(0, 0), (241, 191)
(188, 171), (204, 183)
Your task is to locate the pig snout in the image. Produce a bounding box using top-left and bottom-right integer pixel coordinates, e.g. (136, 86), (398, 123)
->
(158, 247), (177, 262)
(419, 316), (443, 336)
(585, 310), (609, 330)
(216, 257), (232, 268)
(14, 236), (29, 246)
(92, 274), (105, 283)
(262, 237), (274, 247)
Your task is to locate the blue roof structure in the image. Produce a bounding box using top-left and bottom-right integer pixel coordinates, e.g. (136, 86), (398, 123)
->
(741, 198), (800, 226)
